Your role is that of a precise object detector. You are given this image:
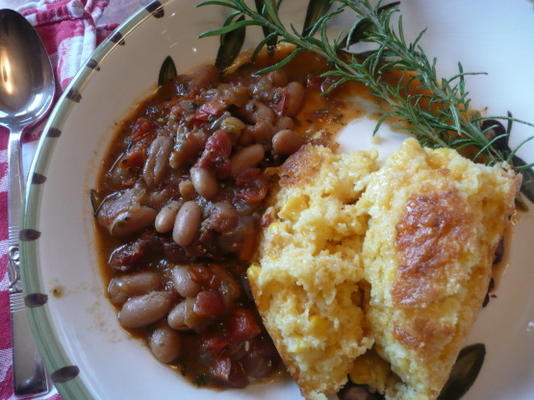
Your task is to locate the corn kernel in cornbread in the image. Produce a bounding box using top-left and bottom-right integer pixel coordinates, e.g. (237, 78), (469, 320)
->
(356, 139), (520, 399)
(248, 144), (378, 400)
(349, 349), (393, 394)
(250, 139), (519, 400)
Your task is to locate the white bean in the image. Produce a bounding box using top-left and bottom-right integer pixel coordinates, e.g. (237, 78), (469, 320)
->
(143, 136), (173, 187)
(190, 167), (218, 200)
(171, 266), (200, 298)
(231, 144), (264, 177)
(109, 206), (156, 238)
(245, 101), (275, 124)
(108, 272), (162, 305)
(150, 324), (182, 363)
(275, 116), (294, 131)
(172, 201), (202, 246)
(155, 201), (182, 233)
(267, 70), (288, 87)
(168, 298), (195, 331)
(179, 180), (196, 200)
(284, 81), (305, 116)
(244, 121), (274, 144)
(272, 129), (305, 155)
(118, 291), (173, 329)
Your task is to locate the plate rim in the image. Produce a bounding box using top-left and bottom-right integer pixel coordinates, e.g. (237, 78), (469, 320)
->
(19, 1), (172, 398)
(17, 1), (534, 399)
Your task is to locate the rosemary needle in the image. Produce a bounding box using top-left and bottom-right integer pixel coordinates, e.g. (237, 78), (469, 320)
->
(197, 0), (534, 201)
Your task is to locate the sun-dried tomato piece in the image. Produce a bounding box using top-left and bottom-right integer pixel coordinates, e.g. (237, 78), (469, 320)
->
(201, 334), (230, 356)
(192, 101), (225, 123)
(196, 130), (233, 178)
(228, 308), (261, 343)
(234, 168), (268, 203)
(131, 117), (157, 142)
(194, 291), (226, 318)
(209, 357), (248, 388)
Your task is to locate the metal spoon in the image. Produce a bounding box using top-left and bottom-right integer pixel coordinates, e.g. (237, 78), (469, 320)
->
(0, 9), (55, 398)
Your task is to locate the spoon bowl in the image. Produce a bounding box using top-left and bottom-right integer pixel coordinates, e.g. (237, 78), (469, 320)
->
(0, 9), (55, 129)
(0, 8), (55, 398)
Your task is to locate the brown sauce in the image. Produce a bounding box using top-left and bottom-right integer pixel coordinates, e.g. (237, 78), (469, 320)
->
(94, 50), (370, 389)
(93, 46), (516, 394)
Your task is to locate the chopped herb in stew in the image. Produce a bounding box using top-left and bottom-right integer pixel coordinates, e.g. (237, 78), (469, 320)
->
(95, 51), (363, 388)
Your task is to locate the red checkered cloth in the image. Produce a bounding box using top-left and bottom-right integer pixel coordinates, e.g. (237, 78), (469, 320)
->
(0, 1), (142, 398)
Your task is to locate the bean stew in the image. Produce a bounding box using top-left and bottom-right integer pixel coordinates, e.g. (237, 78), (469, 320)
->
(94, 50), (365, 389)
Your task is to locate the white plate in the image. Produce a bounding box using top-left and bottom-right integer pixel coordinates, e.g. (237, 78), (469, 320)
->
(20, 0), (534, 399)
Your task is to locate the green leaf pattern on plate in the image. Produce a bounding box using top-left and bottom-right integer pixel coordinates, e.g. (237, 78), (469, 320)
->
(158, 55), (178, 86)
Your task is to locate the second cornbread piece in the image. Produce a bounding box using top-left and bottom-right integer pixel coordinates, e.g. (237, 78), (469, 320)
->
(248, 144), (378, 400)
(352, 138), (520, 399)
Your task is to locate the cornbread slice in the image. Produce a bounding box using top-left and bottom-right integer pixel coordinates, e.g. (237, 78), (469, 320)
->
(248, 145), (379, 400)
(249, 138), (519, 400)
(354, 139), (520, 399)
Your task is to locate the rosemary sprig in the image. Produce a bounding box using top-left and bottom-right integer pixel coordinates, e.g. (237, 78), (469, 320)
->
(254, 0), (279, 50)
(197, 0), (534, 201)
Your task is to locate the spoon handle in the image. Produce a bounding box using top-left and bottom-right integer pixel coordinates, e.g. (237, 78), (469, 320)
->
(8, 128), (24, 293)
(7, 129), (50, 398)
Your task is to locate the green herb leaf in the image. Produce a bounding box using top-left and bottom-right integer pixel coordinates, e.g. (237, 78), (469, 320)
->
(252, 31), (279, 60)
(215, 14), (247, 70)
(255, 0), (278, 49)
(512, 155), (534, 203)
(303, 0), (332, 36)
(92, 191), (121, 218)
(254, 48), (303, 75)
(342, 1), (400, 48)
(200, 18), (255, 38)
(197, 0), (534, 201)
(196, 1), (240, 10)
(438, 343), (485, 400)
(479, 118), (510, 154)
(158, 56), (177, 86)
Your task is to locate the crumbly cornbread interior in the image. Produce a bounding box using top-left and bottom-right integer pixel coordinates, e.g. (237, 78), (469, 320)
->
(248, 138), (520, 400)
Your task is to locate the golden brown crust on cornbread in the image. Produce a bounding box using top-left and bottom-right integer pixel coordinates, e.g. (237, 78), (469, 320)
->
(249, 138), (520, 400)
(277, 142), (332, 186)
(393, 188), (474, 305)
(357, 139), (520, 399)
